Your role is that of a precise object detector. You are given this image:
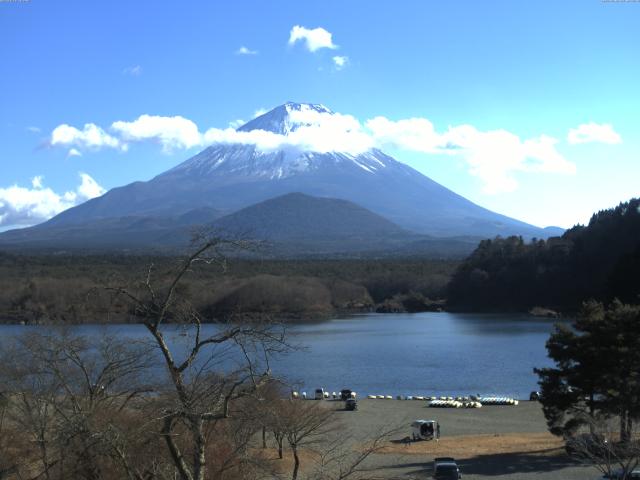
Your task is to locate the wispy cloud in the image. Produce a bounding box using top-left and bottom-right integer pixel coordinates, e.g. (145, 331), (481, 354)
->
(332, 55), (349, 70)
(31, 176), (43, 189)
(123, 65), (143, 76)
(235, 46), (258, 55)
(367, 117), (576, 193)
(0, 173), (105, 228)
(288, 25), (338, 52)
(203, 108), (373, 155)
(228, 119), (245, 129)
(567, 122), (622, 145)
(67, 148), (82, 158)
(253, 108), (267, 118)
(26, 126), (41, 134)
(111, 114), (202, 153)
(50, 123), (124, 151)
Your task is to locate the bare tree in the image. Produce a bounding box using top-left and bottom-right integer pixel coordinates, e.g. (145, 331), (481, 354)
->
(566, 414), (640, 479)
(253, 381), (290, 460)
(0, 391), (19, 480)
(107, 235), (290, 480)
(277, 400), (336, 480)
(0, 330), (157, 480)
(307, 425), (402, 480)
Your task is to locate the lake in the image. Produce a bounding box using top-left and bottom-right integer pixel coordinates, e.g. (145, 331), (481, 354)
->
(0, 312), (563, 399)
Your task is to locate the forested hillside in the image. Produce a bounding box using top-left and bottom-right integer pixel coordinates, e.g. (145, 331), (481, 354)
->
(0, 255), (455, 324)
(447, 198), (640, 312)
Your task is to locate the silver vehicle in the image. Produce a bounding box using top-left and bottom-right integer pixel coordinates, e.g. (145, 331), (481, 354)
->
(411, 419), (439, 441)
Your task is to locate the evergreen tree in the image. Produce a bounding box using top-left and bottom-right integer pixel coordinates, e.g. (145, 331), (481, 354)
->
(535, 301), (640, 441)
(448, 197), (640, 311)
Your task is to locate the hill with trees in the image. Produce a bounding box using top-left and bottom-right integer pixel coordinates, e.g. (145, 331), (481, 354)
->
(447, 198), (640, 312)
(0, 253), (455, 324)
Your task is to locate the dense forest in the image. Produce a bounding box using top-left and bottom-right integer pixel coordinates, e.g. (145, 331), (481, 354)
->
(0, 254), (456, 324)
(3, 198), (638, 323)
(447, 198), (640, 312)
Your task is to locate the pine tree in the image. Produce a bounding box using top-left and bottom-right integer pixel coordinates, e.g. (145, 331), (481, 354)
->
(535, 300), (640, 441)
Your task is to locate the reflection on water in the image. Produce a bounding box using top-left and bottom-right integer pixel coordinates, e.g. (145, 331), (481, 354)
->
(0, 312), (565, 398)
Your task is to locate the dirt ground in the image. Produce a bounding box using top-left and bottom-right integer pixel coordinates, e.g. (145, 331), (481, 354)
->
(321, 398), (595, 480)
(379, 432), (564, 458)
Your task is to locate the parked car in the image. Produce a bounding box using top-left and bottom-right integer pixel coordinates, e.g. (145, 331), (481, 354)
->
(412, 420), (439, 441)
(344, 398), (357, 411)
(601, 469), (640, 479)
(433, 457), (461, 479)
(314, 388), (325, 400)
(529, 391), (541, 401)
(340, 389), (353, 400)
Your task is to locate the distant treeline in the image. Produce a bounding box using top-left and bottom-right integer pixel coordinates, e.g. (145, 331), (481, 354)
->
(0, 254), (456, 324)
(447, 198), (640, 312)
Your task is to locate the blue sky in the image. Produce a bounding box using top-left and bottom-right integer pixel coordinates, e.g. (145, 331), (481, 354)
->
(1, 0), (638, 230)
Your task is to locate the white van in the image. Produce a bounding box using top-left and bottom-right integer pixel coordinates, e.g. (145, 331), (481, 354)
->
(411, 419), (439, 441)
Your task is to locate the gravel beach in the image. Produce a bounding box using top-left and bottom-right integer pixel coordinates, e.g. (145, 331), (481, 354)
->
(326, 398), (594, 480)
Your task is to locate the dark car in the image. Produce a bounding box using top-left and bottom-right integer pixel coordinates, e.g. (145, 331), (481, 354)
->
(340, 389), (353, 400)
(434, 457), (461, 479)
(345, 398), (357, 411)
(529, 391), (541, 401)
(602, 469), (640, 479)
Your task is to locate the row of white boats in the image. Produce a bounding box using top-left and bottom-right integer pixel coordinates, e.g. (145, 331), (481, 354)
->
(291, 390), (520, 407)
(366, 395), (519, 407)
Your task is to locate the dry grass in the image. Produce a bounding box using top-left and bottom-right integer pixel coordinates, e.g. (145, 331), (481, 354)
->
(379, 432), (564, 459)
(252, 447), (322, 475)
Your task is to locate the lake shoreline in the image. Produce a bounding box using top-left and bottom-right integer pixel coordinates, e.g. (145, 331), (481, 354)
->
(0, 301), (565, 326)
(0, 312), (560, 399)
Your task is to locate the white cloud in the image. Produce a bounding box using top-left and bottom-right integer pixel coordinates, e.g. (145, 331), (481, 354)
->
(253, 108), (267, 118)
(67, 148), (82, 158)
(285, 109), (372, 154)
(76, 172), (106, 200)
(567, 122), (622, 145)
(366, 116), (443, 153)
(288, 25), (338, 52)
(27, 126), (41, 133)
(236, 46), (258, 55)
(50, 123), (123, 151)
(332, 55), (349, 70)
(202, 107), (373, 155)
(367, 118), (576, 194)
(31, 175), (43, 189)
(123, 65), (143, 76)
(0, 173), (105, 228)
(46, 107), (369, 157)
(202, 127), (286, 152)
(43, 107), (580, 194)
(111, 114), (202, 152)
(228, 119), (245, 129)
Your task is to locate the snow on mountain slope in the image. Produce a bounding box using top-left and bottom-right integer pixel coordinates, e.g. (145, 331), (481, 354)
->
(166, 101), (384, 180)
(237, 102), (333, 135)
(164, 144), (388, 181)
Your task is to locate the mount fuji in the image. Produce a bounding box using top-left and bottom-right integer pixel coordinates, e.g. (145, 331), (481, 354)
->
(0, 102), (562, 254)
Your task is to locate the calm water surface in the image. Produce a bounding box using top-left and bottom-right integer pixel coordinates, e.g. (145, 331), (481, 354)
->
(0, 312), (563, 398)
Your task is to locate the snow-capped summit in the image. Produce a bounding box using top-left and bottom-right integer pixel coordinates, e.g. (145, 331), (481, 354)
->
(165, 102), (384, 181)
(238, 102), (333, 135)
